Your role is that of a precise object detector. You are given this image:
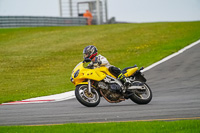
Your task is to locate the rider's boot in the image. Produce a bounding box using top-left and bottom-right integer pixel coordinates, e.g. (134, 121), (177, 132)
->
(117, 73), (130, 101)
(118, 73), (130, 87)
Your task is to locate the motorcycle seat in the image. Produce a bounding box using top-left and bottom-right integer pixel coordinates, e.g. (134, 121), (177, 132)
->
(122, 65), (137, 74)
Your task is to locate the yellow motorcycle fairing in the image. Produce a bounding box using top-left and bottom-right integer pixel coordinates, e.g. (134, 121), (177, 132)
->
(71, 62), (115, 86)
(71, 62), (138, 86)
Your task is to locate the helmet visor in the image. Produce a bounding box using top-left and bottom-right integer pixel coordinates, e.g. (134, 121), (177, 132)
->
(83, 53), (89, 58)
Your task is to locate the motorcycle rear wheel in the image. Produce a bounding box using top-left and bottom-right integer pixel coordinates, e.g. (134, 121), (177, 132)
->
(129, 82), (152, 104)
(75, 85), (100, 107)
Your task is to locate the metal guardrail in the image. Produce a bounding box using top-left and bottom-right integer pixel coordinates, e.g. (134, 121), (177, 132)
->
(0, 16), (87, 28)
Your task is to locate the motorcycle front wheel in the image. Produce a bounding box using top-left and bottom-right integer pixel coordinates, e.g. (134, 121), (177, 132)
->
(75, 85), (100, 107)
(129, 82), (152, 104)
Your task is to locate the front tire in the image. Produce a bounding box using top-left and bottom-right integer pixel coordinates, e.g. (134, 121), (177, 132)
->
(75, 85), (100, 107)
(130, 83), (152, 104)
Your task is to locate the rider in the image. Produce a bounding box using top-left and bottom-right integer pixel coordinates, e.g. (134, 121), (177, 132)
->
(83, 45), (129, 86)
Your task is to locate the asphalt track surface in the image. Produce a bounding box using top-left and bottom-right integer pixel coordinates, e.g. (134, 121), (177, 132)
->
(0, 43), (200, 126)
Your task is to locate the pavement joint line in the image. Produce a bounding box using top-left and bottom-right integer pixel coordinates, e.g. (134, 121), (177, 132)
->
(86, 116), (200, 124)
(2, 39), (200, 105)
(24, 116), (200, 126)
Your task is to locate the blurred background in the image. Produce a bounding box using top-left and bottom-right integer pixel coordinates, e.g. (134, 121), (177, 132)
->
(0, 0), (200, 27)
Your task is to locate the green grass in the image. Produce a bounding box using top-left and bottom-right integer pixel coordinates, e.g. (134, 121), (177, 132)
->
(0, 120), (200, 133)
(0, 22), (200, 104)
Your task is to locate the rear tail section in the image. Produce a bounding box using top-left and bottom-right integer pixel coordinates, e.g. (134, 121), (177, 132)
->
(122, 66), (138, 77)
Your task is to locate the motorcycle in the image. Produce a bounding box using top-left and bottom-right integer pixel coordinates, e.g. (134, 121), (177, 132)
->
(70, 61), (152, 107)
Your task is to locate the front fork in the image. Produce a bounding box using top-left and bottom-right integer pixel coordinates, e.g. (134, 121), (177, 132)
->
(88, 79), (92, 94)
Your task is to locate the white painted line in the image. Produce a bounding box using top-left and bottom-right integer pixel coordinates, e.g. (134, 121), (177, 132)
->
(1, 100), (55, 105)
(1, 91), (75, 105)
(25, 90), (75, 102)
(142, 39), (200, 72)
(1, 39), (200, 105)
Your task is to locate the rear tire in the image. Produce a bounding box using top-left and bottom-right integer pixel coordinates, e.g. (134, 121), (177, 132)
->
(130, 83), (152, 104)
(75, 85), (100, 107)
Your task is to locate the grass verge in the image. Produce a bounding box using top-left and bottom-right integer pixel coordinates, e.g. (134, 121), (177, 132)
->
(0, 120), (200, 133)
(0, 21), (200, 103)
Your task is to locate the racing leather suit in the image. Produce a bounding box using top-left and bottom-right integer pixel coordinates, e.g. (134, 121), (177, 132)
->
(88, 55), (125, 83)
(88, 54), (111, 68)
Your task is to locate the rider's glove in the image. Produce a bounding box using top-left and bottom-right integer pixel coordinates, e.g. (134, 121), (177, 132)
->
(83, 58), (91, 63)
(98, 61), (102, 66)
